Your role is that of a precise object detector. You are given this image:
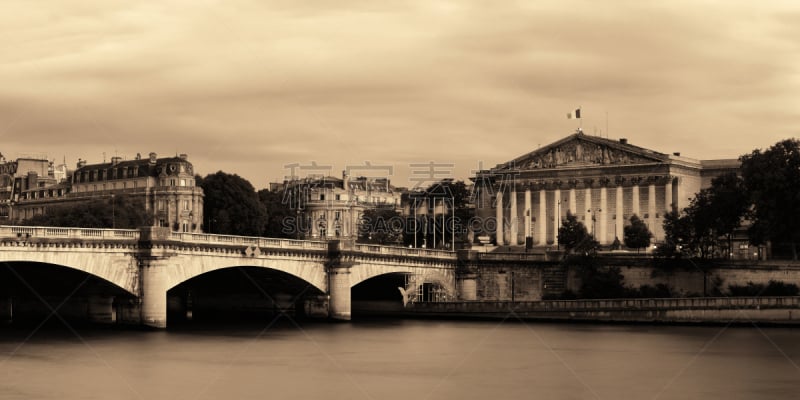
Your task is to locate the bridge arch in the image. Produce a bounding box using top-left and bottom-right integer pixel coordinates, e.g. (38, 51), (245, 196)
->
(0, 244), (139, 296)
(162, 254), (328, 293)
(349, 262), (456, 302)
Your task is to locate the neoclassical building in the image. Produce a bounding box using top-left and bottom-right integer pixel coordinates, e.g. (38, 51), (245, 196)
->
(276, 172), (403, 239)
(7, 152), (204, 232)
(473, 132), (740, 247)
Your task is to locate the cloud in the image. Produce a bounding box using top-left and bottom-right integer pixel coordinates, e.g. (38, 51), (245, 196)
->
(0, 1), (798, 188)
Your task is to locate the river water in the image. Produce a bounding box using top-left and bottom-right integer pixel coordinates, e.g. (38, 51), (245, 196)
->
(2, 319), (800, 400)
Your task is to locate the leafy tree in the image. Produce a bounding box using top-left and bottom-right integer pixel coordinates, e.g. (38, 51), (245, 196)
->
(18, 195), (152, 229)
(660, 210), (694, 258)
(199, 171), (266, 236)
(740, 139), (800, 260)
(681, 173), (749, 259)
(557, 212), (598, 255)
(358, 207), (404, 245)
(623, 214), (651, 252)
(258, 189), (297, 239)
(578, 265), (629, 299)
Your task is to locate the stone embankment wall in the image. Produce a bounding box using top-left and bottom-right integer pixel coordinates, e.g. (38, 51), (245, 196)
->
(410, 297), (800, 324)
(461, 253), (800, 301)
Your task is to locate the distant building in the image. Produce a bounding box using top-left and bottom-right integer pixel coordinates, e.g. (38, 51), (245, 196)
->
(473, 132), (744, 254)
(276, 172), (403, 239)
(3, 152), (204, 232)
(0, 155), (64, 220)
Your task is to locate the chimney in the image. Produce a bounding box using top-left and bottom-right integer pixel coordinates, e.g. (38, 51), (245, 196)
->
(619, 138), (628, 145)
(27, 171), (38, 190)
(77, 158), (87, 169)
(149, 152), (157, 164)
(111, 156), (122, 165)
(179, 153), (188, 161)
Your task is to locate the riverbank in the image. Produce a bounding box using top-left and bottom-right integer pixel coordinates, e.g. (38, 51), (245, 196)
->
(358, 296), (800, 325)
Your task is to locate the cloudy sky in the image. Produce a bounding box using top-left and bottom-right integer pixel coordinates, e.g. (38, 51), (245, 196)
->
(1, 1), (798, 189)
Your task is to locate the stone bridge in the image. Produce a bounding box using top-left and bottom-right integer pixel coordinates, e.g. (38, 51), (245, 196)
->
(0, 226), (458, 327)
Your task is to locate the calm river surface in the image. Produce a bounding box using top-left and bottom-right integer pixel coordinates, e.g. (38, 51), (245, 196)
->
(2, 319), (800, 400)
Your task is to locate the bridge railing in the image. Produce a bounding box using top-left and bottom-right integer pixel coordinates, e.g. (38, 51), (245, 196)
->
(353, 244), (455, 259)
(168, 232), (329, 250)
(0, 225), (140, 240)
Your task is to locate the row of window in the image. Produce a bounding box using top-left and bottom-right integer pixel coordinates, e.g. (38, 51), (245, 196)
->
(18, 187), (67, 200)
(157, 199), (193, 211)
(317, 193), (399, 204)
(75, 166), (141, 183)
(73, 178), (193, 193)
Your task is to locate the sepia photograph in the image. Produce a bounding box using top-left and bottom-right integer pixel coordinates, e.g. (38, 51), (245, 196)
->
(2, 1), (800, 399)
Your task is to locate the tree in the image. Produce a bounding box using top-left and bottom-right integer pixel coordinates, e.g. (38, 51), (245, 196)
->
(358, 208), (404, 245)
(660, 210), (694, 258)
(740, 139), (800, 260)
(199, 171), (266, 236)
(557, 212), (598, 255)
(258, 188), (297, 239)
(623, 214), (651, 253)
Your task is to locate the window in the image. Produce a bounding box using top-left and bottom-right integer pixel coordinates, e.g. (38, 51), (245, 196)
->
(180, 179), (186, 187)
(158, 200), (165, 211)
(335, 194), (340, 201)
(183, 200), (189, 211)
(170, 179), (176, 186)
(335, 211), (340, 220)
(320, 194), (325, 201)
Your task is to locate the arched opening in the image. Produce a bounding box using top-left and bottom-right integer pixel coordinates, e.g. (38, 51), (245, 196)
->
(166, 266), (325, 325)
(0, 261), (136, 327)
(351, 272), (409, 318)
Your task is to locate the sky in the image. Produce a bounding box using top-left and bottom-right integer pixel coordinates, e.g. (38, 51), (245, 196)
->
(1, 1), (799, 189)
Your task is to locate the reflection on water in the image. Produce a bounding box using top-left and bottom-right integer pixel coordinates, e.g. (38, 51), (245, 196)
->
(2, 319), (800, 400)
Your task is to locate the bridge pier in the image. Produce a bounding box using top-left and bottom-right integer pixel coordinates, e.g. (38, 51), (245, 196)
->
(328, 267), (351, 321)
(326, 240), (353, 321)
(87, 295), (115, 324)
(141, 261), (169, 328)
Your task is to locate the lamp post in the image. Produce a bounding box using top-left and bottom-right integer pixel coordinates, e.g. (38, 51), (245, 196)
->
(111, 194), (115, 229)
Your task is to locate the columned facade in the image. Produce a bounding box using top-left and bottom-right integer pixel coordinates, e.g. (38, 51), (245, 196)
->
(473, 132), (739, 248)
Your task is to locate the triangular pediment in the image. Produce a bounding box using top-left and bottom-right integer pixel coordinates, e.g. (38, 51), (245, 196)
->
(494, 132), (668, 171)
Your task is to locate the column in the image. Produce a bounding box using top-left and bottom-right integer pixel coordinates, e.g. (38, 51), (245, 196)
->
(141, 262), (169, 328)
(87, 295), (115, 324)
(584, 187), (593, 238)
(665, 179), (674, 212)
(599, 186), (608, 244)
(538, 189), (547, 245)
(675, 177), (684, 211)
(616, 185), (624, 241)
(524, 189), (532, 241)
(632, 184), (640, 217)
(553, 189), (561, 246)
(328, 266), (351, 320)
(568, 188), (576, 215)
(495, 191), (504, 245)
(648, 183), (656, 223)
(509, 189), (518, 245)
